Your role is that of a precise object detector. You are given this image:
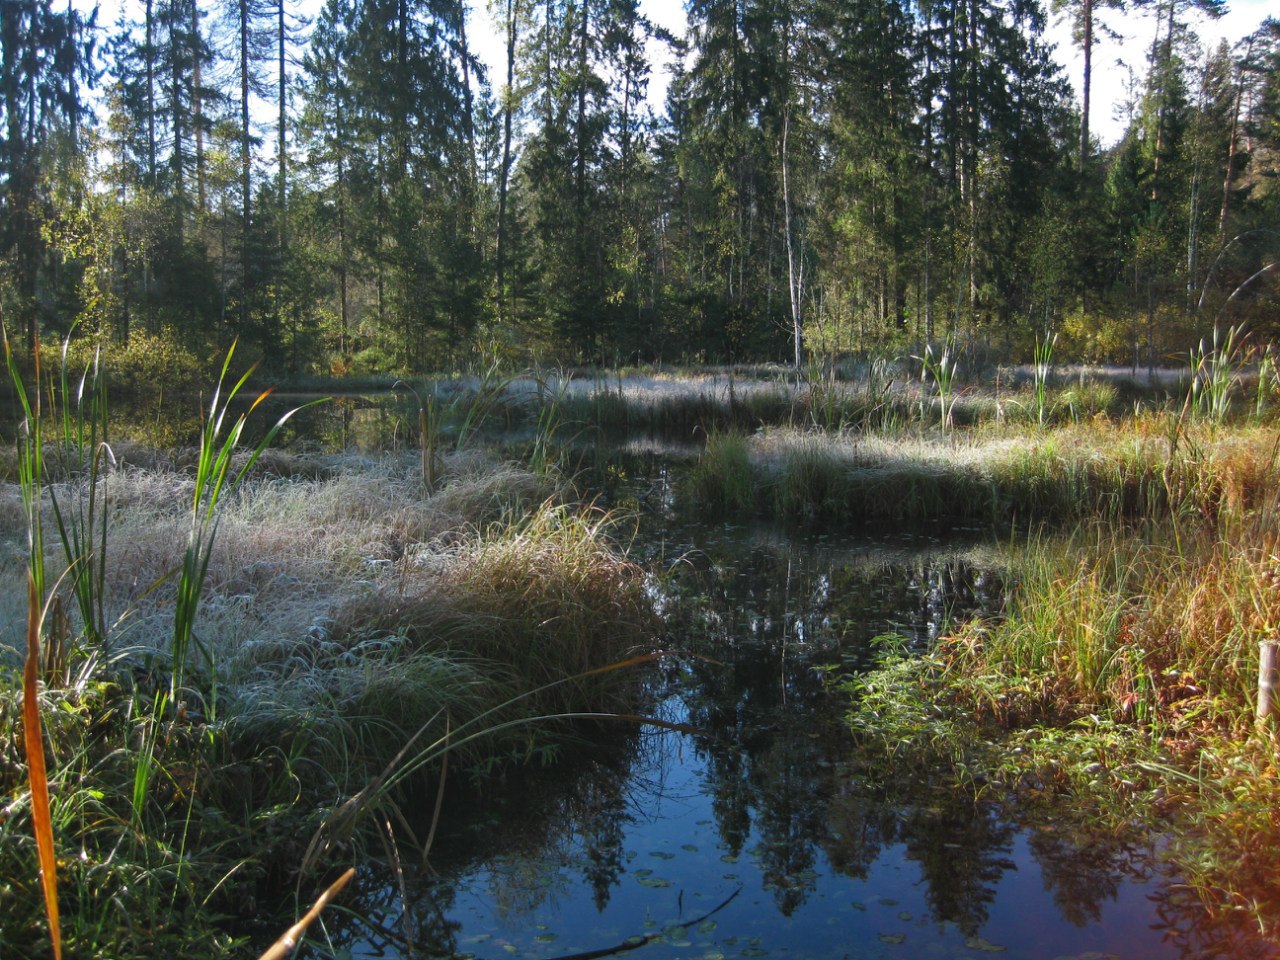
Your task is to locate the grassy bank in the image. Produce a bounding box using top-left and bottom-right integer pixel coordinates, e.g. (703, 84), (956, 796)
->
(686, 419), (1280, 526)
(0, 443), (656, 957)
(841, 504), (1280, 937)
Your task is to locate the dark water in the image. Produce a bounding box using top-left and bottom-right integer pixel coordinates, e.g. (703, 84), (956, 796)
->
(293, 445), (1276, 960)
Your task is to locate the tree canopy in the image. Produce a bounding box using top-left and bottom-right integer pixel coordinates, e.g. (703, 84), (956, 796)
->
(3, 0), (1278, 372)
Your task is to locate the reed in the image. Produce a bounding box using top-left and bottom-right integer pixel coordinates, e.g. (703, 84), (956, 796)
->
(916, 337), (961, 431)
(1187, 324), (1248, 423)
(1033, 333), (1056, 426)
(170, 342), (320, 709)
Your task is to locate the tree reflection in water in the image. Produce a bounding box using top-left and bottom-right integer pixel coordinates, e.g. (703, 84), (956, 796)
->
(292, 521), (1277, 960)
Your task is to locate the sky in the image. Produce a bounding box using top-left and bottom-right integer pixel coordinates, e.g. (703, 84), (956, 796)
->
(81, 0), (1276, 148)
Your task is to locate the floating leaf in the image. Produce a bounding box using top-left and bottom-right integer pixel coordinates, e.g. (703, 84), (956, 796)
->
(878, 933), (906, 945)
(897, 911), (913, 921)
(697, 921), (719, 935)
(965, 937), (1007, 952)
(637, 876), (673, 888)
(682, 844), (700, 853)
(720, 854), (739, 864)
(650, 851), (676, 860)
(741, 949), (769, 958)
(534, 934), (557, 943)
(634, 868), (654, 878)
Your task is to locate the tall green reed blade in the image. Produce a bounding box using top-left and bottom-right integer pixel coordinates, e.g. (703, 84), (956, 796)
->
(5, 325), (46, 606)
(530, 372), (568, 480)
(1033, 333), (1057, 427)
(4, 326), (62, 957)
(1188, 323), (1247, 424)
(452, 355), (514, 450)
(23, 574), (62, 960)
(170, 342), (324, 710)
(393, 380), (440, 491)
(48, 334), (113, 653)
(916, 337), (959, 431)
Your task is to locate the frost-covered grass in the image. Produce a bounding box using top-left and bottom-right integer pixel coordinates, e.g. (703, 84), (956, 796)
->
(687, 418), (1280, 525)
(0, 448), (655, 958)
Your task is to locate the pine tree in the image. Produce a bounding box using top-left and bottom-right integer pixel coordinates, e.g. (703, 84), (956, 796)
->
(1, 0), (96, 347)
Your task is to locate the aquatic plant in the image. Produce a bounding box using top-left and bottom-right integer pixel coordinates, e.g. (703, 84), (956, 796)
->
(1033, 333), (1056, 427)
(917, 337), (961, 431)
(1187, 324), (1248, 423)
(170, 343), (320, 708)
(686, 431), (755, 516)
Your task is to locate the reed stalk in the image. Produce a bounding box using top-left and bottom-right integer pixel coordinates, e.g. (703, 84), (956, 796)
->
(4, 326), (61, 958)
(171, 343), (322, 710)
(1188, 324), (1247, 423)
(1033, 333), (1056, 427)
(917, 337), (960, 431)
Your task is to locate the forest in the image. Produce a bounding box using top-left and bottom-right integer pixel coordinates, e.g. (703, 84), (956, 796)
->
(2, 0), (1279, 375)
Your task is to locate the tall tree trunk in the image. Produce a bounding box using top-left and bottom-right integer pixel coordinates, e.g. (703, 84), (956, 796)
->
(278, 0), (287, 232)
(783, 113), (802, 369)
(1217, 36), (1249, 241)
(278, 0), (289, 359)
(496, 0), (518, 326)
(239, 0), (251, 330)
(1079, 0), (1093, 170)
(574, 0), (590, 351)
(171, 3), (185, 212)
(146, 0), (157, 184)
(192, 0), (205, 211)
(455, 2), (477, 202)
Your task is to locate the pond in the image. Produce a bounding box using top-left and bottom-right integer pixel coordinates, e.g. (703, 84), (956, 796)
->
(287, 438), (1274, 960)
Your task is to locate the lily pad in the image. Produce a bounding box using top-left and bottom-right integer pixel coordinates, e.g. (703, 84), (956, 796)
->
(878, 933), (907, 944)
(697, 921), (719, 935)
(650, 851), (676, 860)
(637, 876), (673, 888)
